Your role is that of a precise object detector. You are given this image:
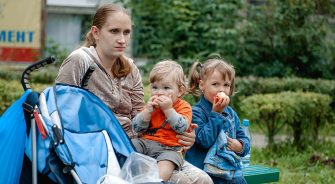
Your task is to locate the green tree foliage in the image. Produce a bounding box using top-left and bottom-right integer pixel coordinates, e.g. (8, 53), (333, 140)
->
(123, 0), (243, 62)
(44, 39), (69, 66)
(235, 0), (335, 78)
(120, 0), (334, 79)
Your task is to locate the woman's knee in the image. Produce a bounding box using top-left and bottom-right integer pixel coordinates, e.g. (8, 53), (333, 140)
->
(169, 161), (213, 184)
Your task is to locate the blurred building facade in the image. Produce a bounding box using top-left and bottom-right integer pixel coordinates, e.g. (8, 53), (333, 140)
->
(46, 0), (115, 52)
(0, 0), (116, 62)
(0, 0), (43, 62)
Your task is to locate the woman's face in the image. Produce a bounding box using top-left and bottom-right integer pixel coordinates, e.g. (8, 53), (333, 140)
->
(199, 70), (231, 104)
(93, 11), (131, 61)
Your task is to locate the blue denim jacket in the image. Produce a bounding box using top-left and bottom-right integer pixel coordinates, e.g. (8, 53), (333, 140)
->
(203, 129), (243, 180)
(185, 95), (250, 172)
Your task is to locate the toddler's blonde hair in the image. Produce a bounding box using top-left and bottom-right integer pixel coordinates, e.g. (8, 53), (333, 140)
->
(149, 60), (186, 96)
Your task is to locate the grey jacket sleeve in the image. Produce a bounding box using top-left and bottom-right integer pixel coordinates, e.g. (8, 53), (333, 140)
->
(166, 109), (188, 134)
(132, 112), (150, 133)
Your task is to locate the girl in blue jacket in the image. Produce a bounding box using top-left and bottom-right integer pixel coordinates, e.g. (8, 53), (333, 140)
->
(185, 58), (250, 184)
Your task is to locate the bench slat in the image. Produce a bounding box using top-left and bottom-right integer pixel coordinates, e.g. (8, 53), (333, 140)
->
(243, 165), (280, 183)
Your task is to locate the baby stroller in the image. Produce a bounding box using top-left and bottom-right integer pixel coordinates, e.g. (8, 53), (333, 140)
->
(0, 57), (139, 184)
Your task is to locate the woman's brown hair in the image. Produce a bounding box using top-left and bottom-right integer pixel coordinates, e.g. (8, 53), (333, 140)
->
(84, 4), (132, 78)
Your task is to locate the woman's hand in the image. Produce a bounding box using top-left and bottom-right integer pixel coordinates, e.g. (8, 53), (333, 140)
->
(226, 136), (243, 153)
(176, 123), (198, 150)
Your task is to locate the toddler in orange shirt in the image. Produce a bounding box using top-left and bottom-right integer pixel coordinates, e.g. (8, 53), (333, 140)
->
(131, 60), (192, 181)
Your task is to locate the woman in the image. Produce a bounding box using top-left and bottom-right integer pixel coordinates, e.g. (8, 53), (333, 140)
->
(56, 4), (212, 184)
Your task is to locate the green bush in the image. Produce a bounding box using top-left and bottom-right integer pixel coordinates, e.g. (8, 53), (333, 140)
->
(30, 67), (58, 84)
(232, 77), (335, 113)
(0, 79), (23, 115)
(0, 62), (57, 115)
(0, 64), (27, 81)
(0, 65), (58, 84)
(240, 91), (333, 150)
(235, 77), (335, 96)
(0, 70), (21, 81)
(0, 79), (50, 115)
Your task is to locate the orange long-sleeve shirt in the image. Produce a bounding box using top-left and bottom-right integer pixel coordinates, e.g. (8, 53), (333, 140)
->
(143, 98), (192, 147)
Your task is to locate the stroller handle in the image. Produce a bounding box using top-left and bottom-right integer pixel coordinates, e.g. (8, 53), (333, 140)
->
(80, 65), (95, 88)
(21, 56), (56, 91)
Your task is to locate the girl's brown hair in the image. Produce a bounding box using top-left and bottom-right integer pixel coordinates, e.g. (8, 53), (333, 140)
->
(188, 59), (236, 97)
(84, 4), (132, 78)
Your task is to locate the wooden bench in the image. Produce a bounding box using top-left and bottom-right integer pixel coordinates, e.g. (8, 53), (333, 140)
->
(243, 165), (280, 183)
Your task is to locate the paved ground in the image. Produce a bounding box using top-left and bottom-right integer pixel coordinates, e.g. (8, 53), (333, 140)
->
(251, 133), (285, 148)
(251, 133), (335, 148)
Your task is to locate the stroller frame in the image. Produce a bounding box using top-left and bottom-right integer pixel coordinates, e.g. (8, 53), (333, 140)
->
(20, 57), (134, 184)
(21, 56), (83, 183)
(21, 56), (58, 184)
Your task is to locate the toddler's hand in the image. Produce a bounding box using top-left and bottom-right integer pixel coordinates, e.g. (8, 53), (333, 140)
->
(213, 92), (230, 113)
(156, 95), (173, 111)
(226, 136), (243, 153)
(146, 95), (159, 112)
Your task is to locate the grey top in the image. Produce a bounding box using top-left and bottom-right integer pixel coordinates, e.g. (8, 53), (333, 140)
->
(55, 46), (144, 137)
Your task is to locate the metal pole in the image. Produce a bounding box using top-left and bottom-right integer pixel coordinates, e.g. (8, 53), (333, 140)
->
(31, 118), (37, 184)
(70, 170), (83, 184)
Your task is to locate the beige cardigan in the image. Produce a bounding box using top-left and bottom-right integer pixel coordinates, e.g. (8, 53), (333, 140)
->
(55, 46), (144, 138)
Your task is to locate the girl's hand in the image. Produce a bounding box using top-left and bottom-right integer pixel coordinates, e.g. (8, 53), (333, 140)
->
(213, 92), (230, 113)
(176, 123), (198, 150)
(226, 136), (243, 153)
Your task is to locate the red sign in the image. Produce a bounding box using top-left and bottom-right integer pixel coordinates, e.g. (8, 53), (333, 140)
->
(0, 0), (42, 62)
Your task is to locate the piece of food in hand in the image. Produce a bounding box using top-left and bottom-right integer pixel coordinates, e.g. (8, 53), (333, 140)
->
(215, 92), (226, 101)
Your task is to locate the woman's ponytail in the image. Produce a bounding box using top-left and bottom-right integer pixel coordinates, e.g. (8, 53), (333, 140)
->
(84, 30), (96, 47)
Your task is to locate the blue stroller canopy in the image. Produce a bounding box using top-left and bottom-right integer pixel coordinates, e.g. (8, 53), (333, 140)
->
(25, 84), (135, 183)
(0, 90), (30, 184)
(0, 83), (136, 184)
